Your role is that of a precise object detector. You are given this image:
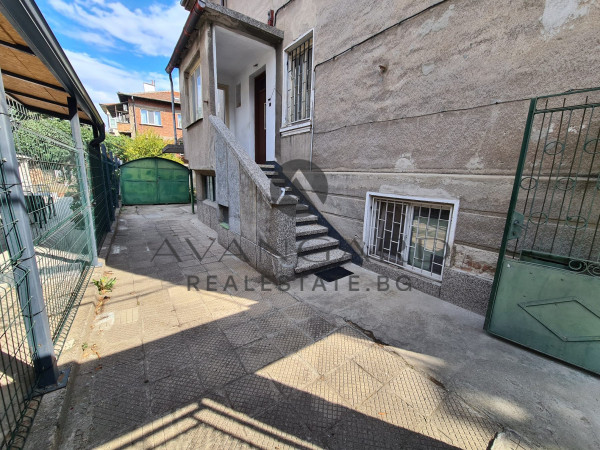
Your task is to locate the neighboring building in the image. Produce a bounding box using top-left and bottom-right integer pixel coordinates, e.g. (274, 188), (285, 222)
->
(167, 1), (600, 315)
(101, 84), (182, 140)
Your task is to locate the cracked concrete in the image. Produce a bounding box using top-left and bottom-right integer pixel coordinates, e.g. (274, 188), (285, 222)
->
(25, 205), (598, 449)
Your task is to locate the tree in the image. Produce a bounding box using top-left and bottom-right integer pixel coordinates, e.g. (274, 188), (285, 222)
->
(122, 130), (183, 163)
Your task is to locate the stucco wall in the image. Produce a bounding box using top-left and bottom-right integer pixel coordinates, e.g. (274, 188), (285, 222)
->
(201, 0), (600, 313)
(180, 23), (215, 171)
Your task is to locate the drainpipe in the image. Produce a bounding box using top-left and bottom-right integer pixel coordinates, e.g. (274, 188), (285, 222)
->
(169, 72), (178, 143)
(166, 1), (206, 74)
(131, 97), (137, 136)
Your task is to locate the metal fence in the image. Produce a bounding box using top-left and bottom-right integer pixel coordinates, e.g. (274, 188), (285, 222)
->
(0, 96), (118, 447)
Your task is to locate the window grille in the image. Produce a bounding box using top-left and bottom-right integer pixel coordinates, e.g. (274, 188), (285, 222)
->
(367, 197), (454, 280)
(286, 37), (312, 123)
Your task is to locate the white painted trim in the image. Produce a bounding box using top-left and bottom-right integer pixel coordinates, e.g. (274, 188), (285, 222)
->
(362, 192), (460, 281)
(280, 121), (311, 137)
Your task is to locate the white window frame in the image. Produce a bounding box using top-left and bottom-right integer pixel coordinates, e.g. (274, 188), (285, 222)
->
(186, 59), (203, 125)
(176, 113), (182, 129)
(363, 192), (460, 281)
(281, 29), (314, 135)
(140, 109), (162, 126)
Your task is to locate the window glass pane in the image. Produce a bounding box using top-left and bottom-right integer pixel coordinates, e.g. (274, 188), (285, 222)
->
(195, 66), (203, 120)
(155, 111), (161, 126)
(367, 198), (452, 279)
(177, 114), (182, 128)
(141, 109), (148, 124)
(287, 37), (312, 123)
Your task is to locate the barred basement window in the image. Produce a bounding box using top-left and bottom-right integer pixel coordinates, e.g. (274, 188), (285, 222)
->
(366, 195), (456, 280)
(286, 36), (312, 123)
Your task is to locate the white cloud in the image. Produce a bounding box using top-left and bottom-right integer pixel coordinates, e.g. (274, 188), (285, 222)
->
(49, 0), (188, 57)
(65, 50), (180, 122)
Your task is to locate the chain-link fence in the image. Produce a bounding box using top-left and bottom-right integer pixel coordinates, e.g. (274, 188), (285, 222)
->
(0, 96), (118, 447)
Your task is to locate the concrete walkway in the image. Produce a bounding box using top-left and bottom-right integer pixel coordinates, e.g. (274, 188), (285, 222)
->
(29, 205), (598, 449)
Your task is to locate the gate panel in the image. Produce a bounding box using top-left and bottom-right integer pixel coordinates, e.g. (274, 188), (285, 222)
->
(156, 159), (190, 204)
(120, 158), (189, 205)
(486, 88), (600, 374)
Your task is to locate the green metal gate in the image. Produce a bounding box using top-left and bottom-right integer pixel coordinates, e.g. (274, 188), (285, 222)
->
(120, 157), (190, 205)
(485, 88), (600, 374)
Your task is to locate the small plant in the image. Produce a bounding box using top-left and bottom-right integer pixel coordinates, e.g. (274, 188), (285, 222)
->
(92, 276), (116, 293)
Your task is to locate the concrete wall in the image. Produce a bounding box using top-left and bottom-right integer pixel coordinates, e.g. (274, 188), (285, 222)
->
(220, 0), (600, 314)
(206, 116), (297, 282)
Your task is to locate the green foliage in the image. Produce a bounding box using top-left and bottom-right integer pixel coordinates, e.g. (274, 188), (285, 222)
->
(13, 117), (77, 163)
(123, 130), (182, 163)
(104, 134), (129, 160)
(92, 276), (116, 293)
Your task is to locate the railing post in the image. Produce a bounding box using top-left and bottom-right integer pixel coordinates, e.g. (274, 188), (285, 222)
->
(68, 97), (100, 267)
(100, 143), (114, 225)
(0, 67), (62, 388)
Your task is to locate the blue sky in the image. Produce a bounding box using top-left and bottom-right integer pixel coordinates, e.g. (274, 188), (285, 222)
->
(37, 0), (189, 116)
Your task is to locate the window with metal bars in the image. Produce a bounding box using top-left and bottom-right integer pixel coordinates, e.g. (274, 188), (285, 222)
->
(366, 196), (454, 280)
(286, 36), (313, 124)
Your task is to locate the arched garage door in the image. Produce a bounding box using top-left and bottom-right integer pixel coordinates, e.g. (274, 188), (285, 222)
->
(120, 157), (190, 205)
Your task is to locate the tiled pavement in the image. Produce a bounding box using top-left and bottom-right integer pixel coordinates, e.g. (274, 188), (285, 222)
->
(50, 205), (515, 449)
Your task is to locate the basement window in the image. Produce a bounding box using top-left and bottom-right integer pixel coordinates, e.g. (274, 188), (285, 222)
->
(286, 34), (313, 124)
(365, 194), (458, 280)
(204, 175), (215, 202)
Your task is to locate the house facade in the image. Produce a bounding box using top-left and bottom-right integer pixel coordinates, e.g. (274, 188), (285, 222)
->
(101, 88), (182, 140)
(168, 0), (600, 315)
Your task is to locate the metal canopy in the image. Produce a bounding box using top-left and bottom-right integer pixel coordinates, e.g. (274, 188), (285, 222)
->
(0, 1), (103, 129)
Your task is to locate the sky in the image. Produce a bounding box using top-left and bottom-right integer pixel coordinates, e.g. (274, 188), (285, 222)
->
(37, 0), (189, 120)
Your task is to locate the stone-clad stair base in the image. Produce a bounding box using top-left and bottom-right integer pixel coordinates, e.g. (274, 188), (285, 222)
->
(259, 164), (352, 275)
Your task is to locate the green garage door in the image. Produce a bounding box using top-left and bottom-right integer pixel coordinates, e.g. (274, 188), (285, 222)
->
(120, 157), (190, 205)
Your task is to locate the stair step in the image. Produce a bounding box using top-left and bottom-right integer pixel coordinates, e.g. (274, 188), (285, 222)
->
(296, 203), (309, 212)
(263, 171), (278, 177)
(296, 224), (328, 238)
(271, 178), (286, 185)
(259, 164), (275, 170)
(296, 235), (339, 254)
(295, 249), (352, 274)
(296, 213), (318, 224)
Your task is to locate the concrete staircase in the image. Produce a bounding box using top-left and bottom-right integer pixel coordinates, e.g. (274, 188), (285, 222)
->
(259, 164), (352, 275)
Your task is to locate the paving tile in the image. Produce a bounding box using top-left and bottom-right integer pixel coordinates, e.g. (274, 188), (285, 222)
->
(426, 394), (499, 450)
(223, 321), (262, 347)
(358, 385), (426, 430)
(252, 309), (292, 336)
(299, 315), (336, 340)
(257, 354), (319, 397)
(269, 325), (314, 356)
(288, 379), (350, 432)
(388, 369), (447, 417)
(251, 400), (323, 449)
(236, 338), (283, 373)
(150, 370), (206, 415)
(281, 303), (319, 322)
(145, 343), (193, 382)
(196, 352), (247, 389)
(325, 359), (383, 406)
(353, 346), (408, 383)
(326, 410), (416, 450)
(224, 374), (282, 417)
(186, 326), (234, 358)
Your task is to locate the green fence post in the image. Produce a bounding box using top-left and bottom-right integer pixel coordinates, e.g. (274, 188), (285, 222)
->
(68, 97), (100, 266)
(0, 67), (63, 388)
